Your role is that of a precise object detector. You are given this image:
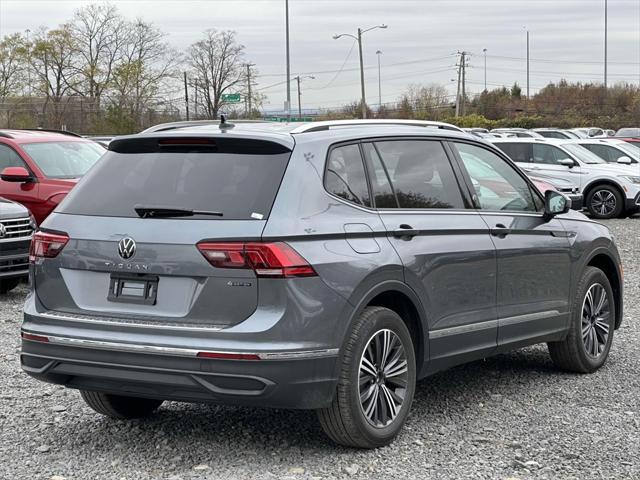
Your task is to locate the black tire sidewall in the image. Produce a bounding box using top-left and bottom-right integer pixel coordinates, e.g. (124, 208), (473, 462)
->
(571, 268), (615, 371)
(344, 308), (416, 446)
(586, 186), (623, 219)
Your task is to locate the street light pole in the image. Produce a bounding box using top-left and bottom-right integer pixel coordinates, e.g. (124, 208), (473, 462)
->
(285, 0), (291, 121)
(333, 24), (388, 119)
(376, 50), (382, 109)
(483, 48), (487, 91)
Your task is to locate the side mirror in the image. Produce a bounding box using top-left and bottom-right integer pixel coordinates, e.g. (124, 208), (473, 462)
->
(617, 156), (632, 165)
(544, 190), (571, 221)
(0, 166), (32, 183)
(559, 158), (576, 168)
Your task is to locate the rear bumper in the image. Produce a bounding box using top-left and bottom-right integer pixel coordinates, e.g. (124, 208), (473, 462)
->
(21, 334), (339, 409)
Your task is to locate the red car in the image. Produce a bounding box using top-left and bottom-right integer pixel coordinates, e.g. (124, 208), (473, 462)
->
(0, 129), (105, 225)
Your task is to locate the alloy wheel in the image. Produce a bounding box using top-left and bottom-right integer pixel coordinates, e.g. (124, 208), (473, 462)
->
(581, 283), (611, 358)
(358, 329), (409, 428)
(591, 190), (617, 216)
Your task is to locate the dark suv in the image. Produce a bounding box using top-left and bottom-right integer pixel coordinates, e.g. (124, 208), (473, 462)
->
(21, 120), (623, 448)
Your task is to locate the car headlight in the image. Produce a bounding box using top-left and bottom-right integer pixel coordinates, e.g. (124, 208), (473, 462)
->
(619, 175), (640, 184)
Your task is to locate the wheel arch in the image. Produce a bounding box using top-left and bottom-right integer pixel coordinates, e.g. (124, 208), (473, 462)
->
(584, 250), (623, 329)
(347, 280), (428, 377)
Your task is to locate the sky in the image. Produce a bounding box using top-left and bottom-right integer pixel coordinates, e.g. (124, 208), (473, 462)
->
(1, 0), (639, 113)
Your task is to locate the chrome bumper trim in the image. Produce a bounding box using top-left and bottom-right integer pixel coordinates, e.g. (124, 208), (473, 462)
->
(21, 330), (339, 361)
(37, 310), (225, 332)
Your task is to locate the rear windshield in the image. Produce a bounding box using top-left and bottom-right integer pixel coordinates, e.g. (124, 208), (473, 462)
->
(58, 149), (291, 220)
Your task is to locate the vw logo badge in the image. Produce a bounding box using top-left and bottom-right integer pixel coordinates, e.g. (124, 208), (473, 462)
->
(118, 237), (136, 260)
(0, 223), (5, 239)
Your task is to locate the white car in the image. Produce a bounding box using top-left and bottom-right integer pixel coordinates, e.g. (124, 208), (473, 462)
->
(571, 138), (640, 166)
(491, 138), (640, 219)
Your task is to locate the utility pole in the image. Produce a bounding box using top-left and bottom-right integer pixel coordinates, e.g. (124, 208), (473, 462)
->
(183, 72), (190, 121)
(296, 76), (302, 118)
(357, 28), (366, 118)
(285, 0), (291, 121)
(461, 52), (467, 116)
(455, 53), (462, 117)
(483, 48), (487, 91)
(526, 29), (530, 98)
(294, 75), (314, 118)
(604, 0), (608, 88)
(246, 63), (255, 118)
(376, 50), (382, 108)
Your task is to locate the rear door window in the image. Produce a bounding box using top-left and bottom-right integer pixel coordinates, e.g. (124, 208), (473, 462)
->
(324, 144), (371, 207)
(532, 144), (571, 165)
(496, 143), (530, 163)
(372, 140), (465, 209)
(59, 140), (291, 220)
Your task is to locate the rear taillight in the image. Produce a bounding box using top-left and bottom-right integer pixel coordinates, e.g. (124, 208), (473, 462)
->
(29, 231), (69, 262)
(197, 242), (317, 278)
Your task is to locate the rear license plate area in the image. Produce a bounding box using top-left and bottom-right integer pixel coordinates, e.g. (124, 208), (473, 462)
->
(107, 273), (159, 305)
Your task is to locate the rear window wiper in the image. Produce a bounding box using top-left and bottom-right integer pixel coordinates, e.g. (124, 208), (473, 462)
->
(134, 205), (223, 218)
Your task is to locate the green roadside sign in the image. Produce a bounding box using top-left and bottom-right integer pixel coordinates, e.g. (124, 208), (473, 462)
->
(221, 93), (242, 103)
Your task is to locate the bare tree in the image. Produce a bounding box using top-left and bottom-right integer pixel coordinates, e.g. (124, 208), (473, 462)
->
(29, 26), (81, 127)
(188, 30), (246, 118)
(107, 19), (179, 131)
(0, 33), (27, 98)
(70, 3), (126, 105)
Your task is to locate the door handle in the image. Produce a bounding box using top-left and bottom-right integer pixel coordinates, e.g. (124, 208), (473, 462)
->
(392, 224), (419, 239)
(490, 223), (511, 237)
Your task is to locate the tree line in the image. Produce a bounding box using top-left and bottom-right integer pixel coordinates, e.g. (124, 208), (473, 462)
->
(0, 3), (260, 133)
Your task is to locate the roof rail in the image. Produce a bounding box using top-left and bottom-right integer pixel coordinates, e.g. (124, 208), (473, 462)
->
(141, 119), (268, 134)
(19, 128), (83, 138)
(289, 119), (464, 134)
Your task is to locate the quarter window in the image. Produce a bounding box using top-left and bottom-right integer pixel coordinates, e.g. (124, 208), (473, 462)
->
(325, 144), (371, 207)
(372, 140), (465, 209)
(496, 143), (530, 163)
(455, 143), (540, 212)
(0, 145), (26, 171)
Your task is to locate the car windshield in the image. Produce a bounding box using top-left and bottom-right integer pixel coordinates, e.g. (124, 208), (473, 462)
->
(21, 141), (105, 178)
(614, 142), (640, 159)
(561, 143), (606, 164)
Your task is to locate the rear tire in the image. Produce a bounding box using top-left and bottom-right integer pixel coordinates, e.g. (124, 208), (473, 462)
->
(317, 306), (416, 448)
(80, 390), (163, 419)
(548, 267), (614, 373)
(0, 278), (20, 294)
(585, 186), (623, 219)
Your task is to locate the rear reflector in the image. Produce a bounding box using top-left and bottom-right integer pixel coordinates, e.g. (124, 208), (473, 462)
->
(21, 332), (49, 343)
(30, 231), (69, 262)
(196, 351), (261, 360)
(196, 242), (316, 278)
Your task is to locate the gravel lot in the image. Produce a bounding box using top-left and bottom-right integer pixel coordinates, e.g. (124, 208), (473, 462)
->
(1, 218), (639, 480)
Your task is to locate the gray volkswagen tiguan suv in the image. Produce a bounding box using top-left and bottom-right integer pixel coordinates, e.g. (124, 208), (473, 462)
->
(21, 120), (623, 448)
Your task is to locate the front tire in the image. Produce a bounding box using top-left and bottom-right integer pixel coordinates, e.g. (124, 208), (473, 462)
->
(317, 306), (416, 448)
(586, 186), (623, 219)
(548, 267), (615, 373)
(80, 390), (163, 419)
